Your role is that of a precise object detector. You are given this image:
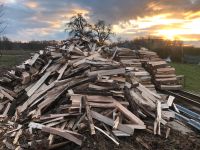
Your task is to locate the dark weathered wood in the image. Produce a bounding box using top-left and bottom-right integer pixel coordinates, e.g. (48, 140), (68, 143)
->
(124, 86), (139, 117)
(82, 96), (95, 135)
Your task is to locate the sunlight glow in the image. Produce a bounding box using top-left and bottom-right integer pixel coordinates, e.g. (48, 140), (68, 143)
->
(25, 2), (38, 9)
(113, 12), (200, 41)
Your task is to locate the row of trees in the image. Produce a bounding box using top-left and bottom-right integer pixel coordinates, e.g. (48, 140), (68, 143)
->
(113, 37), (200, 62)
(0, 36), (57, 51)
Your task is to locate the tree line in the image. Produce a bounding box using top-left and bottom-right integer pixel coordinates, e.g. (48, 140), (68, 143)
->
(113, 37), (200, 62)
(0, 36), (57, 51)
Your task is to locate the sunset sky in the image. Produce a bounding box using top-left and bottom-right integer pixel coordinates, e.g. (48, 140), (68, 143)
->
(1, 0), (200, 47)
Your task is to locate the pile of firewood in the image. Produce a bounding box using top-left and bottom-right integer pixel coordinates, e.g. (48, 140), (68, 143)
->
(0, 38), (184, 149)
(138, 49), (183, 90)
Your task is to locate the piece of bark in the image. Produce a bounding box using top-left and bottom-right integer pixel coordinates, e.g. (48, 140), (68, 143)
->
(72, 113), (86, 131)
(94, 125), (119, 146)
(165, 127), (170, 138)
(48, 141), (70, 150)
(136, 137), (150, 150)
(42, 126), (82, 146)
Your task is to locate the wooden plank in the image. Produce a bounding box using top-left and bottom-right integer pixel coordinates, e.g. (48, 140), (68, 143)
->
(73, 53), (100, 67)
(155, 74), (176, 78)
(18, 82), (55, 113)
(38, 76), (96, 110)
(167, 95), (175, 107)
(57, 63), (68, 80)
(29, 53), (40, 66)
(160, 85), (182, 90)
(1, 102), (11, 117)
(87, 68), (126, 76)
(138, 83), (162, 99)
(82, 96), (95, 135)
(91, 110), (134, 134)
(13, 129), (22, 144)
(0, 86), (17, 97)
(27, 71), (51, 97)
(130, 90), (155, 110)
(112, 130), (130, 136)
(156, 77), (177, 83)
(0, 89), (14, 101)
(39, 113), (78, 120)
(114, 101), (144, 125)
(21, 72), (30, 85)
(39, 59), (52, 74)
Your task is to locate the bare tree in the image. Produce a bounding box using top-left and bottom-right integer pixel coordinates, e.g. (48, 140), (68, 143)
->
(65, 14), (93, 39)
(0, 4), (6, 57)
(0, 4), (6, 35)
(93, 20), (113, 45)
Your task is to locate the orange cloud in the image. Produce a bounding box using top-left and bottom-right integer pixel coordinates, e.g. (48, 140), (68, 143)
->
(113, 10), (200, 41)
(25, 2), (39, 9)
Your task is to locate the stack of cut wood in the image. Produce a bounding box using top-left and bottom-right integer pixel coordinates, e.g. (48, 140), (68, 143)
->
(138, 49), (183, 90)
(0, 39), (182, 149)
(114, 48), (156, 91)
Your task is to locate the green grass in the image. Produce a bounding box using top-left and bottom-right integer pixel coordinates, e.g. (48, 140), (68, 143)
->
(170, 63), (200, 94)
(0, 50), (34, 67)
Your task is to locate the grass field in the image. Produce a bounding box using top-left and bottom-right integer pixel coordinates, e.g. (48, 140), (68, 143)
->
(0, 50), (35, 67)
(170, 63), (200, 94)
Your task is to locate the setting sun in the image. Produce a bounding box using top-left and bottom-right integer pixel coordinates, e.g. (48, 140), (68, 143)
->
(113, 11), (200, 42)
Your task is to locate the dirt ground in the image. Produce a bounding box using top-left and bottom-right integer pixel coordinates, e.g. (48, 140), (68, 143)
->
(62, 129), (200, 150)
(31, 128), (199, 150)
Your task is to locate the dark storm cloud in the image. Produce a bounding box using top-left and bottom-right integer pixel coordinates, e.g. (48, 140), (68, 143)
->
(0, 0), (199, 41)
